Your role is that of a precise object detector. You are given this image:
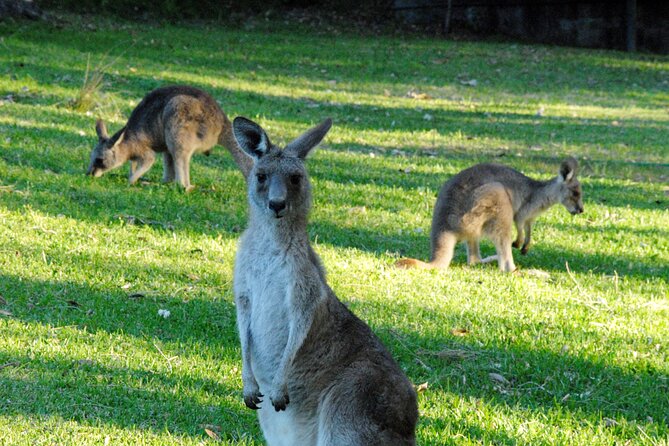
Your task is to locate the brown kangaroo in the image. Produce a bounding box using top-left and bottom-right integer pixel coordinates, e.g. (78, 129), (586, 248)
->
(86, 85), (252, 190)
(397, 158), (584, 272)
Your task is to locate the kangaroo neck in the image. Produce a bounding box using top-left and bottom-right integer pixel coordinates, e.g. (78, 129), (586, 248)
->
(249, 209), (309, 247)
(526, 178), (560, 214)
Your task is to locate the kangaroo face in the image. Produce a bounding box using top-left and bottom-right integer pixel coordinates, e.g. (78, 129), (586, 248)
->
(558, 157), (584, 215)
(86, 119), (125, 177)
(233, 116), (332, 221)
(561, 180), (584, 215)
(251, 152), (310, 219)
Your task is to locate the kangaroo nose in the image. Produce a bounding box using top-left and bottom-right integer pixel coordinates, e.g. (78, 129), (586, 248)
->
(269, 199), (286, 215)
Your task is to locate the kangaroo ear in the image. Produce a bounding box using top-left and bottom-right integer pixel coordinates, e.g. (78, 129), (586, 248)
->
(559, 157), (578, 182)
(284, 118), (332, 159)
(233, 117), (271, 159)
(95, 119), (109, 141)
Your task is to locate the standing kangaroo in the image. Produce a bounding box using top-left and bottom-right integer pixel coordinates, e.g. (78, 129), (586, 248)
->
(397, 158), (584, 272)
(232, 117), (418, 446)
(86, 85), (252, 190)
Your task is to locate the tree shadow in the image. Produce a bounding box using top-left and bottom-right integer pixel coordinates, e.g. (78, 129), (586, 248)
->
(309, 218), (667, 283)
(0, 270), (264, 441)
(3, 53), (668, 165)
(6, 18), (668, 110)
(366, 313), (669, 438)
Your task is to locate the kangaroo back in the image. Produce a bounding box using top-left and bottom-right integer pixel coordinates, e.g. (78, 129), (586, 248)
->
(233, 117), (418, 445)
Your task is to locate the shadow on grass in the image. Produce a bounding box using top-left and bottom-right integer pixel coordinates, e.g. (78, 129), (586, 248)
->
(310, 219), (668, 282)
(0, 353), (257, 441)
(3, 56), (668, 164)
(2, 271), (667, 444)
(0, 271), (261, 441)
(6, 18), (668, 109)
(367, 314), (669, 441)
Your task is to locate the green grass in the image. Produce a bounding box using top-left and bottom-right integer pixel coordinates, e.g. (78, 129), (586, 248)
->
(0, 12), (668, 446)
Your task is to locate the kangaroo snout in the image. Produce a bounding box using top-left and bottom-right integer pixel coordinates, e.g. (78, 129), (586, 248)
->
(571, 207), (584, 215)
(86, 166), (102, 177)
(269, 199), (287, 217)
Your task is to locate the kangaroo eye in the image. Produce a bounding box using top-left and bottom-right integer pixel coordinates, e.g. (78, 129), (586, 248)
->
(290, 175), (301, 185)
(257, 174), (267, 184)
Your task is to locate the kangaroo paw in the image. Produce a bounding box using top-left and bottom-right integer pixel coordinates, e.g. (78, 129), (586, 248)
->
(243, 391), (264, 410)
(269, 387), (290, 412)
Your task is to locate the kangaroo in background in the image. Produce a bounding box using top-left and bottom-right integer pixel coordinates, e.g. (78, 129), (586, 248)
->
(396, 158), (584, 272)
(86, 85), (252, 190)
(232, 117), (418, 446)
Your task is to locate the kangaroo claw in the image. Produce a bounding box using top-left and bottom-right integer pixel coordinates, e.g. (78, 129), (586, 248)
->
(244, 392), (263, 410)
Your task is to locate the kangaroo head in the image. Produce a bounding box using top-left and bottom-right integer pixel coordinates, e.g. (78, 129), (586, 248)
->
(86, 119), (126, 177)
(233, 117), (332, 220)
(557, 157), (584, 215)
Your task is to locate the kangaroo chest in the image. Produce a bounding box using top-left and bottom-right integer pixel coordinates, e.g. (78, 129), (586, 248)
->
(245, 243), (295, 387)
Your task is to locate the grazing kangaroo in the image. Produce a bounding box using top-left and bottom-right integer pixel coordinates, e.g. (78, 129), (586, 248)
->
(396, 158), (583, 272)
(86, 85), (252, 190)
(232, 117), (418, 446)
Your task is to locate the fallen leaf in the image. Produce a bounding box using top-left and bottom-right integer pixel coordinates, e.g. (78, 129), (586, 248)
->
(0, 309), (12, 317)
(432, 57), (449, 64)
(0, 295), (6, 305)
(128, 292), (146, 299)
(489, 372), (509, 385)
(603, 417), (618, 427)
(66, 300), (80, 308)
(204, 428), (220, 440)
(121, 283), (132, 290)
(450, 328), (470, 337)
(187, 273), (201, 281)
(415, 382), (429, 393)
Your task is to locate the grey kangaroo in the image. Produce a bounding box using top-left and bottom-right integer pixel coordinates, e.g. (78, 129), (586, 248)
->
(232, 117), (418, 446)
(397, 158), (584, 272)
(86, 85), (252, 190)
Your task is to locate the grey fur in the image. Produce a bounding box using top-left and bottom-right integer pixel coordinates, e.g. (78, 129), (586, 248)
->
(86, 85), (252, 190)
(397, 158), (584, 272)
(233, 117), (418, 446)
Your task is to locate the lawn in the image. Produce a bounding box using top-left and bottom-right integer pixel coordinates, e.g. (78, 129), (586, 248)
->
(0, 11), (667, 446)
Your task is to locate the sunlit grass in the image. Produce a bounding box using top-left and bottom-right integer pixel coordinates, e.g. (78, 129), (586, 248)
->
(0, 11), (667, 446)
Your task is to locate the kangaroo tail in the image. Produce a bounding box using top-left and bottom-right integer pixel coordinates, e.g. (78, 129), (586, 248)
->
(219, 113), (253, 180)
(395, 258), (434, 269)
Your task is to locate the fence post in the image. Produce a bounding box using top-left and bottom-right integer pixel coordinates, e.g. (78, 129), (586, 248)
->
(626, 0), (637, 52)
